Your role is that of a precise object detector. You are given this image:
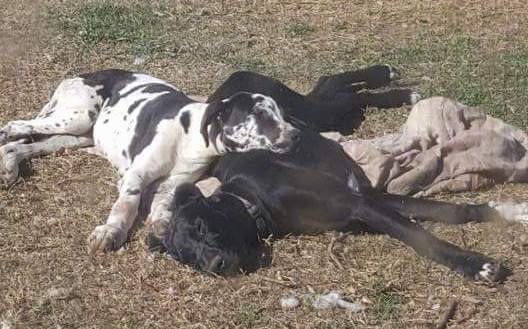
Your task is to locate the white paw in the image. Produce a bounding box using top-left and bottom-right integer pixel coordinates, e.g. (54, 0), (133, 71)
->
(489, 201), (528, 224)
(475, 262), (510, 283)
(0, 144), (19, 187)
(385, 64), (400, 80)
(410, 92), (422, 105)
(478, 262), (495, 282)
(87, 224), (127, 254)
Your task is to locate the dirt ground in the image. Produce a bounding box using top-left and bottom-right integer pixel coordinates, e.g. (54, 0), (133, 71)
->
(1, 1), (528, 328)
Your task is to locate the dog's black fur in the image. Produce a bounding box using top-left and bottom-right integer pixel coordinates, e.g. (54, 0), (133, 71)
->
(158, 66), (511, 282)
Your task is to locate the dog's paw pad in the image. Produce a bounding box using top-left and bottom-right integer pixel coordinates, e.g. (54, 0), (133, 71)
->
(87, 224), (127, 254)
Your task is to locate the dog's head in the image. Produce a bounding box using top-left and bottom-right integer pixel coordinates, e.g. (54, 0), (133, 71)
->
(163, 184), (273, 275)
(200, 92), (299, 153)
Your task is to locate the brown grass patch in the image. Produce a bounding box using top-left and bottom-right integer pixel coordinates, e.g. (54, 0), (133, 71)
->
(1, 1), (528, 328)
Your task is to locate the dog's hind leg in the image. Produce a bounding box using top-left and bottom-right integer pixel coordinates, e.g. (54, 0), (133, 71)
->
(0, 135), (93, 187)
(0, 112), (95, 145)
(0, 78), (100, 145)
(350, 195), (511, 282)
(357, 89), (421, 109)
(307, 65), (400, 99)
(369, 193), (528, 225)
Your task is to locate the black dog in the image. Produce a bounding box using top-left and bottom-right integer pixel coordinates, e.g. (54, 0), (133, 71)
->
(158, 66), (512, 282)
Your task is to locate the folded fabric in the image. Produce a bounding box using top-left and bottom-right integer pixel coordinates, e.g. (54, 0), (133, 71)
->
(338, 97), (528, 196)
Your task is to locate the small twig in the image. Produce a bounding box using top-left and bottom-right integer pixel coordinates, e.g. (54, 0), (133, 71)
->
(436, 299), (458, 329)
(257, 275), (297, 288)
(327, 233), (349, 270)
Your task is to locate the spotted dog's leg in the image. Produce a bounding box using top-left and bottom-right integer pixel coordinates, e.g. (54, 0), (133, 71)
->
(87, 168), (144, 253)
(1, 78), (100, 145)
(0, 135), (93, 187)
(0, 113), (94, 145)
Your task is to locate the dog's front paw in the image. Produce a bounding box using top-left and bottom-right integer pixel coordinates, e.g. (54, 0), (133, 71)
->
(87, 224), (127, 254)
(475, 262), (511, 283)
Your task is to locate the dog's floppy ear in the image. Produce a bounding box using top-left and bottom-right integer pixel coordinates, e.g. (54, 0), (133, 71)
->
(200, 100), (228, 147)
(171, 183), (204, 210)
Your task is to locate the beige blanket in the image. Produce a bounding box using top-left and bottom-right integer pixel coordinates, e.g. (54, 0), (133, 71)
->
(338, 97), (528, 196)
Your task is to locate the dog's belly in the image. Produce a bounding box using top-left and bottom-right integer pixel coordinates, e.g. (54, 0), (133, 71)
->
(93, 108), (135, 172)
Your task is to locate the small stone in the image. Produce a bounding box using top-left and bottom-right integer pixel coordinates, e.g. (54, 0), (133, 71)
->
(133, 56), (146, 66)
(280, 296), (300, 309)
(166, 287), (178, 296)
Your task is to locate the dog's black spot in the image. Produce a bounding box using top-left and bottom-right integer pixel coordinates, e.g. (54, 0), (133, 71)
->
(129, 91), (195, 160)
(123, 115), (127, 121)
(95, 104), (101, 111)
(90, 95), (94, 99)
(49, 100), (58, 109)
(180, 111), (191, 133)
(103, 119), (109, 124)
(80, 69), (137, 101)
(73, 111), (78, 114)
(122, 150), (127, 158)
(43, 111), (54, 118)
(55, 123), (60, 127)
(128, 98), (147, 114)
(126, 188), (140, 195)
(143, 84), (175, 94)
(87, 110), (97, 122)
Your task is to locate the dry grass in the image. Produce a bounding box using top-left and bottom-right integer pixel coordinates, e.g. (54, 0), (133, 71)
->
(1, 1), (528, 328)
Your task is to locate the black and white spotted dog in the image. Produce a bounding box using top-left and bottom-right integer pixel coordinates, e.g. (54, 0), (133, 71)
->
(0, 69), (298, 253)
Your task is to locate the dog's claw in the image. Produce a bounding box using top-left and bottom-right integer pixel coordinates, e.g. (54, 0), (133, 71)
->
(87, 224), (127, 254)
